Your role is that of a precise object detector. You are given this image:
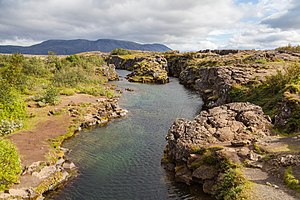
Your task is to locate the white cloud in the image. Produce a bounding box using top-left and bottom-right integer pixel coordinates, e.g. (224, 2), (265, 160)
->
(0, 0), (298, 51)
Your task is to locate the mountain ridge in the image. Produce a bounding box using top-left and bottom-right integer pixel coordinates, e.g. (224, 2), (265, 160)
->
(0, 39), (171, 55)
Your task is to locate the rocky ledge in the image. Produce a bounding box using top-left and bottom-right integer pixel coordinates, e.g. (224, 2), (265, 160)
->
(165, 50), (300, 109)
(107, 54), (169, 84)
(0, 155), (76, 199)
(77, 98), (128, 129)
(162, 102), (274, 198)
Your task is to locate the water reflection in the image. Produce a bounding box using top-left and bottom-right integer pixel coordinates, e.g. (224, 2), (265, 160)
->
(50, 70), (212, 200)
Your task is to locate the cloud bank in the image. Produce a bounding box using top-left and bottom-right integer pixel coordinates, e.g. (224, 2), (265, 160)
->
(0, 0), (299, 51)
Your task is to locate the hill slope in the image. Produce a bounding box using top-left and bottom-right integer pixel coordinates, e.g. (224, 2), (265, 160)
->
(0, 39), (171, 55)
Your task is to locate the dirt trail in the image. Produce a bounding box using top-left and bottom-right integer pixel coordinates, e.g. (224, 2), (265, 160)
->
(9, 94), (98, 166)
(7, 94), (99, 189)
(9, 114), (70, 167)
(244, 134), (300, 200)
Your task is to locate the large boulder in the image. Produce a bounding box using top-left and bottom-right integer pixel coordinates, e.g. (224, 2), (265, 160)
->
(162, 102), (273, 196)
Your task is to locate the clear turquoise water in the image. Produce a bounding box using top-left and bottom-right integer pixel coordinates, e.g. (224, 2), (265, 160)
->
(51, 70), (212, 200)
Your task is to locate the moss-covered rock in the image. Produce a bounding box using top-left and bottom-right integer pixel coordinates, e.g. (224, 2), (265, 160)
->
(107, 52), (169, 84)
(126, 56), (169, 84)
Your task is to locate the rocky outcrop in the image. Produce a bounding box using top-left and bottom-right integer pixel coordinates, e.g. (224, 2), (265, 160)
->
(106, 55), (144, 70)
(107, 54), (169, 84)
(198, 49), (241, 55)
(0, 153), (76, 199)
(126, 56), (169, 84)
(78, 98), (128, 129)
(96, 63), (119, 81)
(165, 50), (300, 109)
(191, 65), (277, 108)
(274, 100), (300, 132)
(163, 102), (273, 196)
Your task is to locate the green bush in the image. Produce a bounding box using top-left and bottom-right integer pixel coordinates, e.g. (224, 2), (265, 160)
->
(111, 48), (132, 55)
(214, 168), (247, 200)
(1, 54), (27, 90)
(52, 66), (87, 87)
(35, 86), (61, 105)
(0, 81), (27, 121)
(22, 57), (50, 78)
(284, 166), (300, 191)
(0, 139), (22, 191)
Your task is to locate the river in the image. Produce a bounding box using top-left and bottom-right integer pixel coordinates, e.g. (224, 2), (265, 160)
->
(50, 70), (213, 200)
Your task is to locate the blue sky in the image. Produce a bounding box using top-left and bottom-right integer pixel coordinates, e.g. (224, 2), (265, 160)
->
(0, 0), (299, 51)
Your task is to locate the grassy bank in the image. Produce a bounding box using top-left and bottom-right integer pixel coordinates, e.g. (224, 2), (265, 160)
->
(0, 53), (118, 191)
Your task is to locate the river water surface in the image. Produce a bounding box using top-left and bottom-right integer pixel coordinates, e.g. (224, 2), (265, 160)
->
(52, 70), (212, 200)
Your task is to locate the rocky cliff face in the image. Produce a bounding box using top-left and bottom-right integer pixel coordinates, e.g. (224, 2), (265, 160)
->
(165, 50), (299, 109)
(163, 102), (273, 197)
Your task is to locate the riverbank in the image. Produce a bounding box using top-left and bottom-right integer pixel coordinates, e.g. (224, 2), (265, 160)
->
(0, 93), (128, 199)
(0, 53), (128, 199)
(161, 48), (300, 199)
(104, 49), (300, 199)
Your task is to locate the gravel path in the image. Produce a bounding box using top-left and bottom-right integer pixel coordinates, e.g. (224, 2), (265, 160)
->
(244, 168), (300, 200)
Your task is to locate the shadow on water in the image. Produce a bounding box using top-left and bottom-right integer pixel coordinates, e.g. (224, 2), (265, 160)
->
(49, 70), (213, 200)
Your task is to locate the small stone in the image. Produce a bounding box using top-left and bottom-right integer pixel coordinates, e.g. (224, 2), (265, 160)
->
(231, 140), (248, 147)
(63, 161), (76, 170)
(56, 158), (65, 166)
(32, 166), (56, 179)
(266, 182), (272, 186)
(9, 189), (29, 198)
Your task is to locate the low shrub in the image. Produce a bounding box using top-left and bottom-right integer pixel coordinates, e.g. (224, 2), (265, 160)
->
(35, 86), (61, 106)
(111, 48), (132, 55)
(284, 166), (300, 191)
(214, 168), (248, 200)
(0, 139), (22, 191)
(0, 82), (27, 121)
(276, 44), (300, 53)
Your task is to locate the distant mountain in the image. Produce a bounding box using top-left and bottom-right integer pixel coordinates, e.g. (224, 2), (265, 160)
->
(0, 39), (171, 55)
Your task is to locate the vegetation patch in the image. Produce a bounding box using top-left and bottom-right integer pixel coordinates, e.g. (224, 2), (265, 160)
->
(276, 44), (300, 53)
(229, 63), (300, 133)
(0, 139), (22, 191)
(110, 48), (132, 56)
(214, 168), (249, 200)
(284, 166), (300, 192)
